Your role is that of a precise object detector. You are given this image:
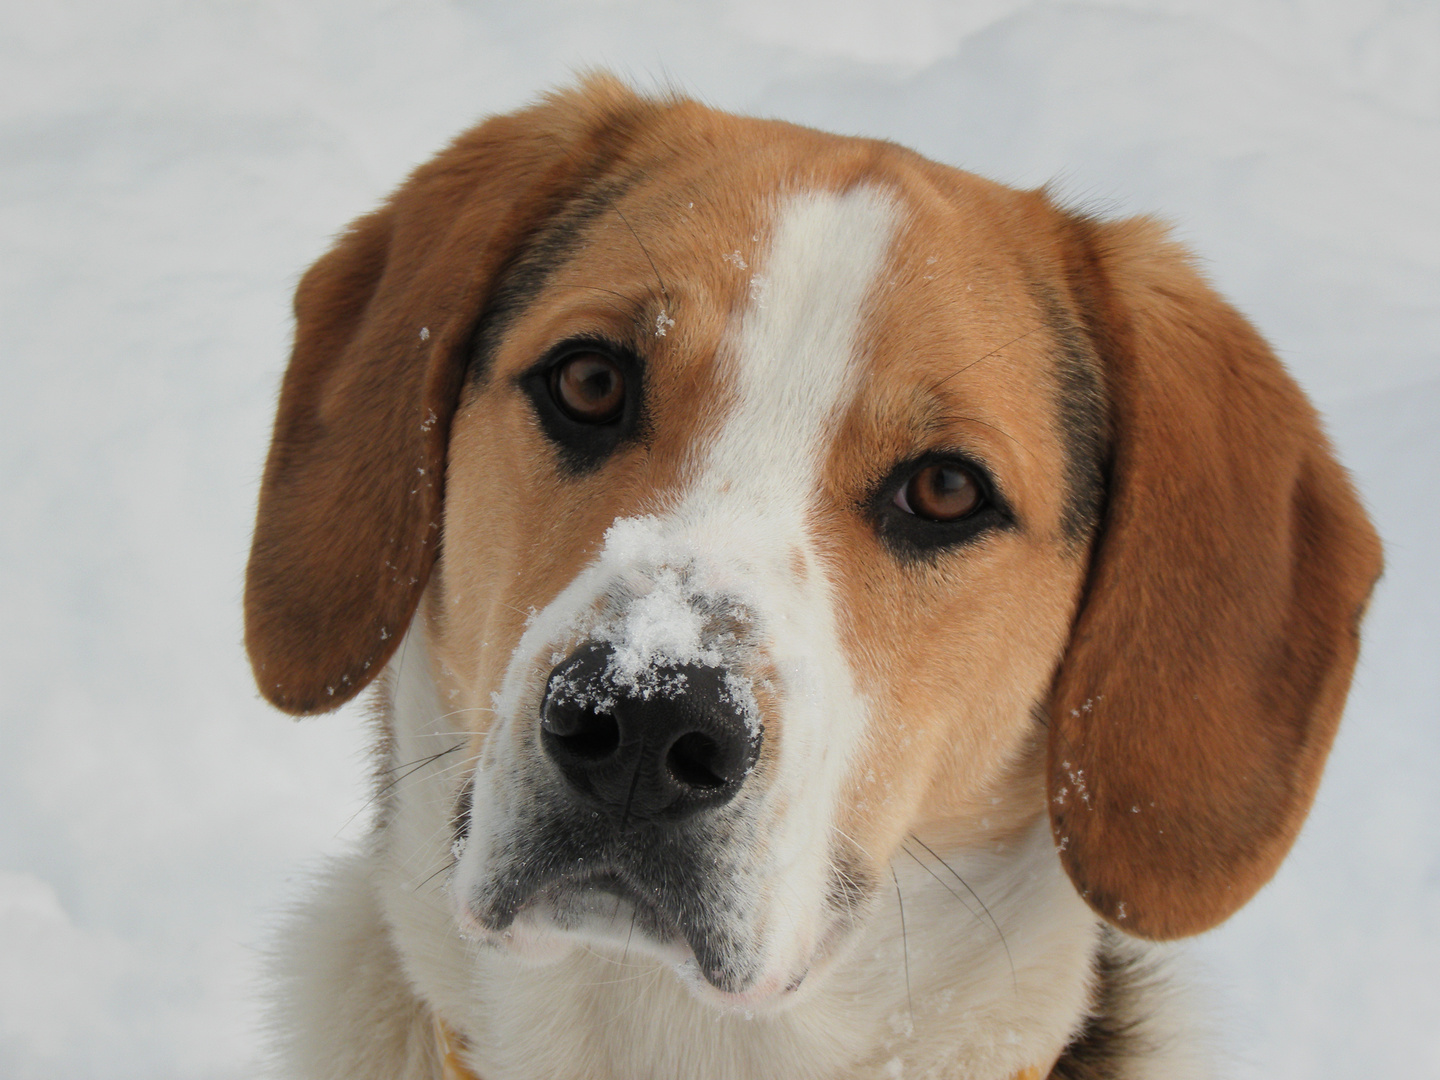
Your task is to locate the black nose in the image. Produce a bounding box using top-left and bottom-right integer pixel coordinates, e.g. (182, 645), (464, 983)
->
(539, 641), (761, 825)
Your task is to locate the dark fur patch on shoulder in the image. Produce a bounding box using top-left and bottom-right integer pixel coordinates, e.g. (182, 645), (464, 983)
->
(1049, 928), (1163, 1080)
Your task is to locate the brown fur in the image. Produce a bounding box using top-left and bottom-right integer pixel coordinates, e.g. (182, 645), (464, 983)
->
(1046, 216), (1383, 936)
(246, 79), (667, 714)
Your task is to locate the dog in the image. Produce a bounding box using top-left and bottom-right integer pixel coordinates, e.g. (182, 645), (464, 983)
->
(245, 75), (1382, 1080)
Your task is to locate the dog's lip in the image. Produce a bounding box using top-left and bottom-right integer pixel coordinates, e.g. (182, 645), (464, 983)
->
(544, 869), (678, 932)
(459, 855), (868, 1010)
(475, 864), (682, 940)
(470, 862), (779, 991)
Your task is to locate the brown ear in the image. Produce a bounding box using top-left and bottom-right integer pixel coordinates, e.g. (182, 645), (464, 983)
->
(245, 76), (656, 714)
(1048, 216), (1383, 938)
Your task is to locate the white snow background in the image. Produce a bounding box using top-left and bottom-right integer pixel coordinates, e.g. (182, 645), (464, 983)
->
(1, 1), (1436, 1077)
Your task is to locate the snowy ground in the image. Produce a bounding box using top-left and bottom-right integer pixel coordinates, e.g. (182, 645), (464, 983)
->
(1, 2), (1436, 1077)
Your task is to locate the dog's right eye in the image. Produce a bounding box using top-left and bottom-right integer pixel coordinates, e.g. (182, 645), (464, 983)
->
(550, 351), (626, 424)
(520, 338), (644, 475)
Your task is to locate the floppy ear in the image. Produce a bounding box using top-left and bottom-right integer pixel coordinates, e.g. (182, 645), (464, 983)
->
(1048, 216), (1383, 938)
(245, 77), (655, 714)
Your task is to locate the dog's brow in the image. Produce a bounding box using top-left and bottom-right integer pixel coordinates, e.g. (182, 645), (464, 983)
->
(468, 178), (640, 385)
(930, 325), (1043, 392)
(612, 204), (670, 308)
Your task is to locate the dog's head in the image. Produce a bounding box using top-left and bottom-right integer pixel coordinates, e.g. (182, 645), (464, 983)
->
(246, 78), (1380, 1007)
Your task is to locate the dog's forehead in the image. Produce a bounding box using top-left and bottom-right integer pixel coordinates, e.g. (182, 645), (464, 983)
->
(486, 141), (1071, 472)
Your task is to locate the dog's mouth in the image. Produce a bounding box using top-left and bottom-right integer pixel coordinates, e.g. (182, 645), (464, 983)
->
(494, 869), (685, 949)
(457, 831), (878, 1010)
(464, 856), (765, 995)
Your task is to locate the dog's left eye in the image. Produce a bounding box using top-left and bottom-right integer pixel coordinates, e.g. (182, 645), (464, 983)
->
(894, 462), (982, 521)
(870, 452), (1013, 557)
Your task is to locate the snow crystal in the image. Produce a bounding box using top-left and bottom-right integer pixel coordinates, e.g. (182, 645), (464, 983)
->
(722, 250), (748, 269)
(541, 517), (764, 736)
(606, 567), (712, 678)
(1059, 759), (1092, 809)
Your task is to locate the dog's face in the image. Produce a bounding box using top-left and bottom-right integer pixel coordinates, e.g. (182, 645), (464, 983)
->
(245, 78), (1381, 1012)
(435, 177), (1097, 1001)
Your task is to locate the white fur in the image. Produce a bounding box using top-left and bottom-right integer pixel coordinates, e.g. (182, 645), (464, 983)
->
(268, 851), (442, 1080)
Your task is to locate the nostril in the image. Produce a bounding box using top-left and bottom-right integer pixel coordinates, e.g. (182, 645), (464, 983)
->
(543, 706), (621, 761)
(666, 731), (728, 790)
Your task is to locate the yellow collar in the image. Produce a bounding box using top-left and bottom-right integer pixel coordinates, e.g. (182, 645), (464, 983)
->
(435, 1017), (478, 1080)
(436, 1017), (1046, 1080)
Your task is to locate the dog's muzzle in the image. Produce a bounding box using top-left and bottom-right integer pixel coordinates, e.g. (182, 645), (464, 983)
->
(539, 641), (763, 825)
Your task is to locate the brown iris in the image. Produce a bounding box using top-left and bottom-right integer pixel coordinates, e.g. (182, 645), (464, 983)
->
(897, 462), (982, 521)
(551, 351), (626, 423)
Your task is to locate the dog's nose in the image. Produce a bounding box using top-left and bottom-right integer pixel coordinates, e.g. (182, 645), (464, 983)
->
(539, 642), (761, 825)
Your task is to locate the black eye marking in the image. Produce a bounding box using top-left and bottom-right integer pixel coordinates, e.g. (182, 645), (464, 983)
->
(520, 338), (645, 475)
(868, 451), (1015, 559)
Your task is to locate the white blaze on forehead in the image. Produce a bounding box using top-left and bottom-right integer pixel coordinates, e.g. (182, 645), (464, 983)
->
(700, 185), (898, 511)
